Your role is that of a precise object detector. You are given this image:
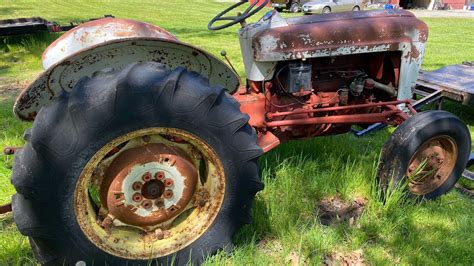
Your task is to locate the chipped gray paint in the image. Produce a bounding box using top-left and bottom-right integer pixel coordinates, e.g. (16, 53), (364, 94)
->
(15, 38), (239, 121)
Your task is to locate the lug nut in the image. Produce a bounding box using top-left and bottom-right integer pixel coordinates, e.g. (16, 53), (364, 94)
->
(163, 190), (173, 199)
(164, 178), (174, 187)
(155, 198), (165, 208)
(132, 182), (143, 191)
(155, 228), (164, 240)
(132, 193), (143, 202)
(141, 200), (153, 209)
(155, 171), (165, 180)
(101, 215), (115, 232)
(142, 172), (152, 182)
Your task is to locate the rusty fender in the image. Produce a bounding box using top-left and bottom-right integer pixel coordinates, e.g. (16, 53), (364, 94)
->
(14, 18), (239, 121)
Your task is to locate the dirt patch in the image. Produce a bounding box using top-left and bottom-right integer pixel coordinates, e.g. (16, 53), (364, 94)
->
(316, 194), (367, 226)
(258, 236), (283, 256)
(323, 249), (365, 266)
(0, 78), (28, 100)
(286, 250), (308, 266)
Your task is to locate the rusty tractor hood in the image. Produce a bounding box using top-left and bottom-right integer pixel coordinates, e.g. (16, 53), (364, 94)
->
(253, 10), (428, 61)
(14, 18), (240, 121)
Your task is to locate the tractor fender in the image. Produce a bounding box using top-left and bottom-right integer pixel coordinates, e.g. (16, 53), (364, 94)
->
(14, 18), (240, 121)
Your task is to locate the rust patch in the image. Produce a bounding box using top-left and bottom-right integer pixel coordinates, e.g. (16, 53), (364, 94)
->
(42, 18), (178, 69)
(407, 135), (458, 195)
(253, 10), (428, 61)
(74, 127), (226, 259)
(15, 37), (239, 121)
(102, 144), (197, 228)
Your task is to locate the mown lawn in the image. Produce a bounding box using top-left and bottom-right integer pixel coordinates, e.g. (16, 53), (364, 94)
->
(1, 1), (473, 265)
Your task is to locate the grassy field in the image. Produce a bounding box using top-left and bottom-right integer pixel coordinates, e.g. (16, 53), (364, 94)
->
(1, 1), (474, 265)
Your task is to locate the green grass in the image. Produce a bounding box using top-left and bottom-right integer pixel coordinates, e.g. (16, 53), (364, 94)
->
(1, 1), (473, 265)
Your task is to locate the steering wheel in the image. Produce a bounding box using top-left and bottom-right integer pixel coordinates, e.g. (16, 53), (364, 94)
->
(208, 0), (270, 31)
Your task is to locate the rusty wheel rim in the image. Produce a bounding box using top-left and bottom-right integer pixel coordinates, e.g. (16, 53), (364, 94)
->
(406, 135), (457, 195)
(74, 128), (225, 259)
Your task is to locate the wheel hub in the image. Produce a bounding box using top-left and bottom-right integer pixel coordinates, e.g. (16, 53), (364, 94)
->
(75, 128), (225, 259)
(101, 143), (197, 228)
(407, 135), (458, 195)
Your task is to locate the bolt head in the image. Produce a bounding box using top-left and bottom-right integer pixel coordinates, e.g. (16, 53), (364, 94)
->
(155, 198), (165, 208)
(155, 228), (164, 240)
(141, 200), (153, 209)
(164, 178), (174, 187)
(132, 182), (143, 191)
(132, 193), (143, 202)
(155, 171), (165, 180)
(163, 189), (173, 199)
(142, 172), (152, 182)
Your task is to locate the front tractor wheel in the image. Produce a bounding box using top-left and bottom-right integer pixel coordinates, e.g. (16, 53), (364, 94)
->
(377, 110), (471, 200)
(11, 62), (263, 265)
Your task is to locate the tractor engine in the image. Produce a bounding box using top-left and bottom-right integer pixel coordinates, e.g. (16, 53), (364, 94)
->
(235, 9), (427, 147)
(261, 52), (401, 139)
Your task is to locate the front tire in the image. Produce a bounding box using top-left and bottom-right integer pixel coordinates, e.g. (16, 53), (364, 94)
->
(376, 111), (471, 200)
(11, 62), (263, 265)
(322, 7), (331, 14)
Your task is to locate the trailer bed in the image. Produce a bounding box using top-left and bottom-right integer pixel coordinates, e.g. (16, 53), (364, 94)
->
(416, 62), (474, 106)
(0, 17), (61, 36)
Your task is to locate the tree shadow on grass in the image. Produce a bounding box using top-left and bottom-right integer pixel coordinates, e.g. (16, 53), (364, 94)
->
(362, 199), (474, 264)
(1, 32), (60, 57)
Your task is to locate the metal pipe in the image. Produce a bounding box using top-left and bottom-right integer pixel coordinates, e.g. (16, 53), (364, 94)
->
(0, 203), (12, 215)
(267, 100), (406, 118)
(266, 110), (399, 127)
(366, 78), (397, 97)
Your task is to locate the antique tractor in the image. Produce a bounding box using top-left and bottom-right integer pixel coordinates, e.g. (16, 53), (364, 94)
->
(8, 0), (471, 264)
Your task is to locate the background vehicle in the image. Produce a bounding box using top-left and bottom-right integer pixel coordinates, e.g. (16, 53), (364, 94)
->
(271, 0), (312, 12)
(302, 0), (362, 14)
(4, 0), (472, 264)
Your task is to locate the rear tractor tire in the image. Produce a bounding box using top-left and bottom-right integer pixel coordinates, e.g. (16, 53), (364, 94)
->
(11, 62), (263, 265)
(376, 110), (471, 201)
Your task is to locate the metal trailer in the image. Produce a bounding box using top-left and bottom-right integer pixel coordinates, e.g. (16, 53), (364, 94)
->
(0, 15), (113, 37)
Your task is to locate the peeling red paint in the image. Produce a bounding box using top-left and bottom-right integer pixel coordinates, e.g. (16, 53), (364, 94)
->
(253, 10), (428, 62)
